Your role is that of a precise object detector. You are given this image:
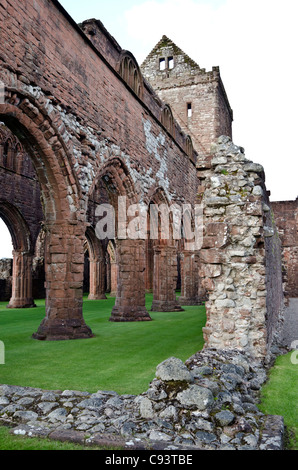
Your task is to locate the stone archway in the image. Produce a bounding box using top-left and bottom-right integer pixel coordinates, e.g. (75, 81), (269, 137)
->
(89, 157), (152, 322)
(0, 98), (93, 341)
(146, 187), (183, 312)
(0, 202), (35, 309)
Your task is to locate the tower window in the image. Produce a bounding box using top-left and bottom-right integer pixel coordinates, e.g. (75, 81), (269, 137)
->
(159, 58), (166, 70)
(187, 103), (192, 118)
(168, 57), (174, 69)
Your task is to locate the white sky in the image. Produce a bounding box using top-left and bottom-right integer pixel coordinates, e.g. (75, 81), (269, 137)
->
(1, 0), (297, 257)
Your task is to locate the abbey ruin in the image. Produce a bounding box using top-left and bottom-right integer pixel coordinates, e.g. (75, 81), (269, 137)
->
(0, 0), (297, 362)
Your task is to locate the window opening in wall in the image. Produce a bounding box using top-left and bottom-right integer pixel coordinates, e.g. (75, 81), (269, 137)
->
(159, 58), (166, 70)
(168, 57), (174, 69)
(119, 55), (143, 98)
(187, 103), (192, 118)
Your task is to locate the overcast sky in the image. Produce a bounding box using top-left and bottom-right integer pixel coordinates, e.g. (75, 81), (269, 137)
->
(0, 0), (297, 257)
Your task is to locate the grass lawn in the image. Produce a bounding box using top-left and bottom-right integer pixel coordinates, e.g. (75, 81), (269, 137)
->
(0, 293), (206, 395)
(258, 352), (298, 450)
(1, 294), (297, 450)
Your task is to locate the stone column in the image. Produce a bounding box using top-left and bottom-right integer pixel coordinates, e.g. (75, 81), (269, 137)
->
(88, 257), (107, 300)
(179, 250), (200, 306)
(106, 254), (111, 293)
(7, 250), (36, 309)
(110, 260), (118, 297)
(145, 239), (154, 293)
(109, 239), (151, 321)
(33, 221), (93, 340)
(151, 244), (183, 312)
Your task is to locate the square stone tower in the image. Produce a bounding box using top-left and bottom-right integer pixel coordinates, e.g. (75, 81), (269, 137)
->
(141, 36), (233, 163)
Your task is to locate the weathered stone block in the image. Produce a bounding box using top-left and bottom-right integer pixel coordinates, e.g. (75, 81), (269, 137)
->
(156, 357), (193, 383)
(176, 385), (214, 410)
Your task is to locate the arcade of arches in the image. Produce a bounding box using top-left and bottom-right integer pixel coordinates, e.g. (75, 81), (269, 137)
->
(0, 121), (199, 335)
(0, 0), (292, 360)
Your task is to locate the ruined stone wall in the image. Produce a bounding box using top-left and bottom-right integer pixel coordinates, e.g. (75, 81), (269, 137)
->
(0, 1), (197, 210)
(0, 0), (287, 354)
(0, 0), (198, 338)
(198, 136), (284, 359)
(271, 199), (298, 299)
(79, 19), (123, 72)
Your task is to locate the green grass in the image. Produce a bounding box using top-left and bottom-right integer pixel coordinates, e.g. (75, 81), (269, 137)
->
(1, 295), (297, 450)
(0, 294), (206, 395)
(258, 352), (298, 450)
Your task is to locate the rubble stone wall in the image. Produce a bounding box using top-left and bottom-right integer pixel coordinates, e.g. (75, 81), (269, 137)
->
(198, 136), (284, 359)
(0, 352), (285, 450)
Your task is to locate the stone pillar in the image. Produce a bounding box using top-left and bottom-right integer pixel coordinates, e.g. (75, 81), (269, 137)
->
(33, 222), (93, 340)
(109, 239), (151, 321)
(145, 239), (154, 292)
(179, 250), (200, 306)
(7, 251), (36, 309)
(106, 254), (111, 293)
(151, 244), (183, 312)
(110, 260), (118, 297)
(88, 257), (107, 300)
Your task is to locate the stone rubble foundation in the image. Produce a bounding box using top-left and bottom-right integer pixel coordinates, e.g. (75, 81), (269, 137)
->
(0, 349), (285, 450)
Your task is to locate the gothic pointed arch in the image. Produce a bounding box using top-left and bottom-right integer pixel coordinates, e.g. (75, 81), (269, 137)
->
(0, 94), (83, 223)
(145, 186), (183, 313)
(185, 134), (194, 162)
(118, 51), (144, 99)
(89, 156), (139, 212)
(88, 156), (151, 322)
(0, 201), (32, 253)
(0, 201), (36, 308)
(0, 93), (93, 339)
(161, 104), (175, 137)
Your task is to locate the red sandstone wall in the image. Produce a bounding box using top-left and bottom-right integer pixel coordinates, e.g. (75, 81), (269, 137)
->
(272, 199), (298, 298)
(0, 0), (198, 209)
(0, 0), (199, 337)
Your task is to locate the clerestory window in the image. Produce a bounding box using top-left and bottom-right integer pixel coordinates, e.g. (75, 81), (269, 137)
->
(185, 135), (194, 162)
(161, 105), (174, 136)
(119, 53), (143, 99)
